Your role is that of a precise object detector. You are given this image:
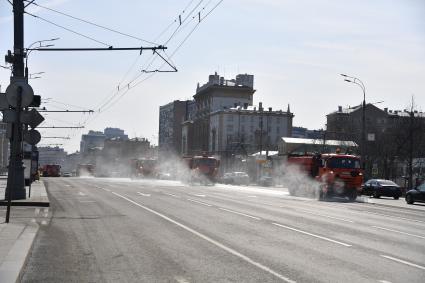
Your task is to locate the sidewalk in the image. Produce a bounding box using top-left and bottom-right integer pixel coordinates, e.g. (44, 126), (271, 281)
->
(0, 179), (50, 283)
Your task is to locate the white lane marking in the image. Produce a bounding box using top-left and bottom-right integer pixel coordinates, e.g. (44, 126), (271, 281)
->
(187, 198), (212, 207)
(175, 276), (190, 283)
(65, 184), (71, 187)
(79, 200), (96, 203)
(78, 192), (86, 196)
(380, 255), (425, 271)
(95, 186), (111, 192)
(272, 223), (352, 247)
(218, 207), (261, 220)
(378, 280), (392, 283)
(111, 192), (295, 283)
(247, 195), (257, 198)
(164, 192), (180, 198)
(285, 207), (355, 223)
(191, 194), (206, 197)
(137, 192), (151, 197)
(363, 211), (425, 224)
(372, 226), (425, 240)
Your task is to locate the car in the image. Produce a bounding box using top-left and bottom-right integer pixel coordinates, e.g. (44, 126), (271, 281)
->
(405, 182), (425, 204)
(258, 175), (274, 187)
(220, 172), (250, 185)
(62, 172), (72, 177)
(362, 179), (402, 199)
(157, 172), (173, 180)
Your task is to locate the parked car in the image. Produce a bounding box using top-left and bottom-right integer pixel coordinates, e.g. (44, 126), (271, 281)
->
(405, 182), (425, 204)
(221, 172), (250, 185)
(258, 175), (274, 187)
(362, 179), (402, 199)
(62, 172), (72, 177)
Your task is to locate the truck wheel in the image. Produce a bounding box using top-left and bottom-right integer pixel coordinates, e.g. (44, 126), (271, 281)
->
(348, 191), (357, 201)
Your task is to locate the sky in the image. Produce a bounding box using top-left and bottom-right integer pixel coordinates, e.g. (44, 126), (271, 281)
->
(0, 0), (424, 153)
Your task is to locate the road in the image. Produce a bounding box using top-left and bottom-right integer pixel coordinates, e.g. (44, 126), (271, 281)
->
(22, 177), (425, 283)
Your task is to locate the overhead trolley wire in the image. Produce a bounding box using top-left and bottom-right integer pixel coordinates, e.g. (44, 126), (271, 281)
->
(80, 0), (224, 130)
(25, 11), (111, 47)
(24, 0), (159, 45)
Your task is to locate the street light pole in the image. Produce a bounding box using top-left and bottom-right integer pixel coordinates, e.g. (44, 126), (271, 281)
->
(341, 74), (367, 171)
(25, 38), (59, 82)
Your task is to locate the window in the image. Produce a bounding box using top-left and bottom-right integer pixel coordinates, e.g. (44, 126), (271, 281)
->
(241, 125), (245, 132)
(276, 126), (280, 134)
(276, 117), (280, 124)
(226, 124), (234, 132)
(241, 115), (245, 122)
(227, 115), (234, 121)
(327, 157), (361, 169)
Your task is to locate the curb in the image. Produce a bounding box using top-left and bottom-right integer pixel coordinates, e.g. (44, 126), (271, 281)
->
(0, 223), (38, 283)
(0, 181), (50, 283)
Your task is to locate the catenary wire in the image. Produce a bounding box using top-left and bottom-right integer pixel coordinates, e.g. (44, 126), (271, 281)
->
(26, 1), (159, 45)
(74, 1), (224, 141)
(25, 11), (111, 47)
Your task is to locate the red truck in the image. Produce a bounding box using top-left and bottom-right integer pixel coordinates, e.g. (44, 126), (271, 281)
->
(42, 164), (61, 177)
(184, 154), (220, 184)
(287, 153), (363, 200)
(130, 158), (158, 178)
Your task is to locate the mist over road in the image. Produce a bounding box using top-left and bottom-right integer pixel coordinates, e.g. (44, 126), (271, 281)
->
(22, 178), (425, 282)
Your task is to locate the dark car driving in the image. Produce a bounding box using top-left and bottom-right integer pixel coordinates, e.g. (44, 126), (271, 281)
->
(405, 182), (425, 205)
(362, 179), (402, 199)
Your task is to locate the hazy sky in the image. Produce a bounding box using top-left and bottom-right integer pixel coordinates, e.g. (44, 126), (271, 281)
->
(1, 0), (424, 153)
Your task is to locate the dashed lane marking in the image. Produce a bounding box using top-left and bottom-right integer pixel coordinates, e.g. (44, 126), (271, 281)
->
(272, 222), (352, 247)
(174, 276), (190, 283)
(187, 198), (212, 207)
(191, 194), (206, 197)
(218, 207), (261, 220)
(164, 192), (180, 198)
(372, 226), (425, 240)
(359, 211), (425, 224)
(137, 192), (151, 197)
(247, 195), (257, 198)
(380, 255), (425, 271)
(78, 192), (86, 196)
(111, 192), (296, 283)
(284, 207), (355, 223)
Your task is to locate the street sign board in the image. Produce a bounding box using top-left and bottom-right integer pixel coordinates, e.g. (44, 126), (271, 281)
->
(20, 108), (45, 128)
(5, 81), (34, 108)
(24, 129), (41, 145)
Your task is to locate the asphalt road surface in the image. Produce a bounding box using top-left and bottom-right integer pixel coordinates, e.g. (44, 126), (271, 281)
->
(22, 177), (425, 283)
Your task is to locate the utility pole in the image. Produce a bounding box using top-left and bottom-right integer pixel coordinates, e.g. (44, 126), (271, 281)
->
(5, 0), (26, 222)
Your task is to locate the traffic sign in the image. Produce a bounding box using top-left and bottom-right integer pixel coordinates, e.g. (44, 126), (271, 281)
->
(5, 81), (34, 108)
(20, 108), (45, 129)
(24, 129), (41, 145)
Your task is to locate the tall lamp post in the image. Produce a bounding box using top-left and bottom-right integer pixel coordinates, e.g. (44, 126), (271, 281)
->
(340, 74), (366, 170)
(25, 38), (59, 82)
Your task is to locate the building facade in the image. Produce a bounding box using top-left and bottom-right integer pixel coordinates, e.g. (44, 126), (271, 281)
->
(80, 130), (106, 154)
(38, 146), (67, 167)
(206, 103), (293, 155)
(104, 127), (128, 140)
(158, 100), (194, 157)
(190, 72), (256, 153)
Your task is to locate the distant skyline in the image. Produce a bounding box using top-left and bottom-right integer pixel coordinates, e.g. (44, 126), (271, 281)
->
(1, 0), (424, 152)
